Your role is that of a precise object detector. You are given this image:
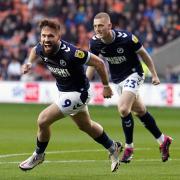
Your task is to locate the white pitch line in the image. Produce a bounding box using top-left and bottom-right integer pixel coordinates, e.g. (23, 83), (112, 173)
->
(0, 147), (180, 159)
(0, 149), (129, 158)
(0, 158), (180, 165)
(0, 149), (105, 158)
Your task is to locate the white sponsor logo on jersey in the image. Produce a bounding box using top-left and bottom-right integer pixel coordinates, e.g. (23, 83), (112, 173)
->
(47, 65), (70, 77)
(105, 56), (126, 64)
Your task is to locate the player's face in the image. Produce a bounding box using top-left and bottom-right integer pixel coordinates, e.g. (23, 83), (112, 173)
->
(40, 26), (60, 55)
(93, 18), (111, 39)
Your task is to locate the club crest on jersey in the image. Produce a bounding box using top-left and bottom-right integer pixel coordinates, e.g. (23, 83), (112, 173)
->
(75, 50), (85, 58)
(59, 59), (66, 66)
(132, 35), (139, 43)
(117, 48), (124, 53)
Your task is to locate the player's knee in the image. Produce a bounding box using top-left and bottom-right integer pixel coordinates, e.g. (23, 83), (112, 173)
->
(134, 108), (146, 117)
(38, 112), (49, 129)
(118, 106), (130, 117)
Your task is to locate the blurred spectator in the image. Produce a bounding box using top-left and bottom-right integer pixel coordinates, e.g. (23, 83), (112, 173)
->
(7, 58), (21, 80)
(0, 0), (179, 82)
(76, 24), (89, 50)
(0, 57), (9, 80)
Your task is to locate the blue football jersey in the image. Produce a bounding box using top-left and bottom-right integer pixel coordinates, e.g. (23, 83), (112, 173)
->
(35, 40), (90, 92)
(89, 29), (144, 83)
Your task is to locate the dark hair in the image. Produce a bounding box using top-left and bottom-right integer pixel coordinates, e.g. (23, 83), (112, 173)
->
(38, 18), (60, 31)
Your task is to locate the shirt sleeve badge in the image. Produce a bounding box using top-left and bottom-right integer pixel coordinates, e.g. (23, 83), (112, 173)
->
(132, 35), (139, 43)
(75, 50), (85, 58)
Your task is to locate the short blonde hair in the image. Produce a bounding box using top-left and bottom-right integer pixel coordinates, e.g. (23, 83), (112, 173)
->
(94, 12), (111, 22)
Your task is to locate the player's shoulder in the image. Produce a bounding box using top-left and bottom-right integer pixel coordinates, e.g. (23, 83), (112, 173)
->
(90, 35), (101, 45)
(114, 29), (132, 40)
(35, 43), (43, 55)
(60, 40), (74, 53)
(35, 42), (42, 49)
(114, 29), (140, 44)
(91, 35), (99, 41)
(61, 40), (88, 60)
(89, 35), (102, 51)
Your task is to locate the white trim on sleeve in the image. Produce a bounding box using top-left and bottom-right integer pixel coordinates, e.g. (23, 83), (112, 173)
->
(136, 46), (143, 53)
(85, 52), (91, 64)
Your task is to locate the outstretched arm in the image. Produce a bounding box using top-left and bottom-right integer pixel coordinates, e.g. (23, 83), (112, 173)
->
(21, 47), (38, 74)
(137, 46), (160, 85)
(86, 53), (113, 98)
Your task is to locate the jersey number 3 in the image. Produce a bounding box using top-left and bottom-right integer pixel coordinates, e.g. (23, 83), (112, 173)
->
(124, 79), (136, 88)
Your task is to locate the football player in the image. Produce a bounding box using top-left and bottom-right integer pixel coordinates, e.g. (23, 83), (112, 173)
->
(86, 12), (172, 163)
(19, 18), (123, 172)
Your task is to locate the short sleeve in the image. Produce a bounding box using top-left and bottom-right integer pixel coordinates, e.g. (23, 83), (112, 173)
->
(129, 34), (142, 52)
(72, 48), (90, 65)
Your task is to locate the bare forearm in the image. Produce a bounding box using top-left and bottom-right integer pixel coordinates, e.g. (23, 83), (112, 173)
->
(27, 47), (38, 64)
(21, 47), (38, 74)
(86, 53), (113, 97)
(95, 60), (109, 86)
(137, 47), (160, 85)
(86, 53), (109, 86)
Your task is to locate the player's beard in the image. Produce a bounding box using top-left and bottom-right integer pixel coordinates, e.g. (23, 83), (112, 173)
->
(42, 43), (59, 56)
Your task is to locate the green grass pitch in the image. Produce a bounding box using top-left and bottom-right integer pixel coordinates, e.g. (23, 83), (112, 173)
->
(0, 103), (179, 180)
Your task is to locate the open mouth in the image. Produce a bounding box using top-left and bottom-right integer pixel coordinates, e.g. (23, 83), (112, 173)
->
(44, 44), (52, 48)
(43, 44), (53, 52)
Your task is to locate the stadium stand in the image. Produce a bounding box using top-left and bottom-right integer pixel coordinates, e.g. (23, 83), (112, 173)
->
(0, 0), (179, 81)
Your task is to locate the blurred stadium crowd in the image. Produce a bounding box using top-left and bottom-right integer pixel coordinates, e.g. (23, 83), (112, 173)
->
(0, 0), (179, 82)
